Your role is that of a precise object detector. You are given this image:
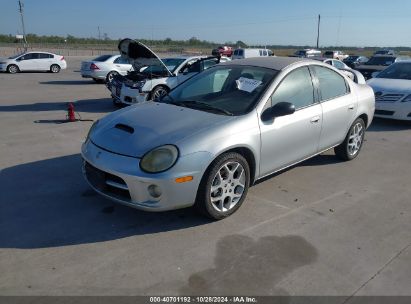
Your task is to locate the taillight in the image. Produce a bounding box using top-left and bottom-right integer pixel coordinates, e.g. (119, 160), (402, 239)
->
(60, 56), (65, 61)
(90, 63), (99, 70)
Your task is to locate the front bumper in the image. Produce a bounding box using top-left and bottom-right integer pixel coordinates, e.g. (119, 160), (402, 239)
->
(118, 85), (149, 105)
(374, 102), (411, 121)
(0, 64), (7, 71)
(81, 140), (213, 211)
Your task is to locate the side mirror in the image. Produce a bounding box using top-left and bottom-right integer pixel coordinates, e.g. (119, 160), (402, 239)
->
(261, 102), (295, 121)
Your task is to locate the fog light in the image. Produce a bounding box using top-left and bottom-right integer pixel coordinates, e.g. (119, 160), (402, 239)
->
(148, 184), (162, 198)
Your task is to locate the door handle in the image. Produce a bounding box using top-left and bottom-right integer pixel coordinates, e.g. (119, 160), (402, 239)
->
(310, 116), (320, 123)
(348, 104), (355, 110)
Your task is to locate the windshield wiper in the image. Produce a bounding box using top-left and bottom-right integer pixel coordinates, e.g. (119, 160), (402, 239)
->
(177, 100), (234, 116)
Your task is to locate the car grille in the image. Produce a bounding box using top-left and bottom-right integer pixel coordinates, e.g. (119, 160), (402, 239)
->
(375, 110), (395, 116)
(84, 161), (131, 201)
(375, 94), (405, 103)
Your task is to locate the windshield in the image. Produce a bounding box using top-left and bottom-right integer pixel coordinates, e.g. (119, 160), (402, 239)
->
(140, 58), (185, 76)
(8, 53), (24, 59)
(161, 65), (277, 116)
(376, 62), (411, 80)
(161, 58), (185, 72)
(366, 56), (395, 66)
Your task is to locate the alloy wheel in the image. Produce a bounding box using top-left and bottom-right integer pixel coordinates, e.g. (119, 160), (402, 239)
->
(348, 122), (364, 156)
(209, 161), (246, 212)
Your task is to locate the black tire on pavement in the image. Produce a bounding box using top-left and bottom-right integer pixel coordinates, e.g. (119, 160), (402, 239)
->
(334, 118), (366, 161)
(50, 64), (61, 73)
(7, 64), (19, 74)
(194, 152), (250, 220)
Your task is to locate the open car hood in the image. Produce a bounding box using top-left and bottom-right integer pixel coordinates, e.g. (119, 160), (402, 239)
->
(118, 38), (173, 77)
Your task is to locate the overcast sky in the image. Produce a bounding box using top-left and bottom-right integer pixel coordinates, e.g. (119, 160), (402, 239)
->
(1, 0), (411, 47)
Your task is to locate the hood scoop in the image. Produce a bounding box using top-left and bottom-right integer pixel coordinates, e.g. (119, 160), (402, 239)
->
(115, 123), (134, 134)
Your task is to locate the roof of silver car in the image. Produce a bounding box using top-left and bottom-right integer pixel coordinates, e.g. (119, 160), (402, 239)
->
(220, 56), (307, 71)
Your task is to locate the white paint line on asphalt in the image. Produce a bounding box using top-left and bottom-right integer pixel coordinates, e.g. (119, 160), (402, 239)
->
(240, 190), (347, 234)
(247, 193), (291, 210)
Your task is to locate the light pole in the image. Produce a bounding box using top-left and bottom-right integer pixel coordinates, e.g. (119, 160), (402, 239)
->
(316, 14), (321, 49)
(18, 0), (28, 51)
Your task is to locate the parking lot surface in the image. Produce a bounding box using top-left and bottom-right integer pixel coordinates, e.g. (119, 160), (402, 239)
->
(0, 57), (410, 297)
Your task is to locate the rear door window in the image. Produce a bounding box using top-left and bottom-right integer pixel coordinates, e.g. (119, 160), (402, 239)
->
(313, 66), (349, 101)
(39, 53), (53, 59)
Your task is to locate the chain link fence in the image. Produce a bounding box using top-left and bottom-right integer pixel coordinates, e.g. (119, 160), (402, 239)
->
(0, 42), (211, 58)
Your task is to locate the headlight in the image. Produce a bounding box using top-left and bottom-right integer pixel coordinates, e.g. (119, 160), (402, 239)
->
(85, 120), (99, 141)
(402, 94), (411, 102)
(131, 80), (146, 89)
(140, 145), (179, 173)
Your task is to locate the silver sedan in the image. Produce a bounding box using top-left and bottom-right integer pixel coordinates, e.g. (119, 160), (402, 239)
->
(80, 54), (132, 82)
(82, 57), (375, 219)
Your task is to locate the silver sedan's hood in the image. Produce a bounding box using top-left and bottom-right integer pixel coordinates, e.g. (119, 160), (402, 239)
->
(118, 38), (173, 77)
(366, 78), (411, 94)
(91, 102), (231, 158)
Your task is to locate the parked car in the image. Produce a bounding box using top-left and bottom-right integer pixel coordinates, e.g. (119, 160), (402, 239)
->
(323, 50), (349, 60)
(292, 49), (321, 58)
(82, 56), (375, 219)
(108, 39), (220, 106)
(312, 58), (361, 81)
(374, 49), (396, 56)
(80, 54), (132, 83)
(343, 55), (369, 69)
(0, 51), (67, 74)
(231, 48), (273, 60)
(367, 61), (411, 120)
(356, 55), (409, 80)
(212, 46), (233, 57)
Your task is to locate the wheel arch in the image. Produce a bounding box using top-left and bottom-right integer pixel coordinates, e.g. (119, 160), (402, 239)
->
(358, 113), (369, 128)
(206, 146), (257, 185)
(7, 64), (19, 73)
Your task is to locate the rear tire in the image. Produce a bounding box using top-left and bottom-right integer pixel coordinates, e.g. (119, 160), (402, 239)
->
(50, 64), (60, 73)
(7, 64), (19, 74)
(334, 118), (365, 161)
(194, 152), (250, 220)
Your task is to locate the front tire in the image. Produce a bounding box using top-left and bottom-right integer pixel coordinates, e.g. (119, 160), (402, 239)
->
(7, 64), (19, 74)
(195, 152), (250, 220)
(151, 86), (169, 101)
(50, 64), (60, 73)
(106, 71), (118, 83)
(334, 118), (365, 161)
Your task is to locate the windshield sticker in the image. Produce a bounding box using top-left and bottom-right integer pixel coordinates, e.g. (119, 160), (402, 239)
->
(236, 77), (262, 93)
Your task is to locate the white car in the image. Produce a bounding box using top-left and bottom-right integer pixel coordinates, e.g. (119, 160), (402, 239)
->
(324, 50), (349, 61)
(80, 54), (133, 83)
(109, 39), (220, 106)
(0, 51), (67, 73)
(367, 61), (411, 120)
